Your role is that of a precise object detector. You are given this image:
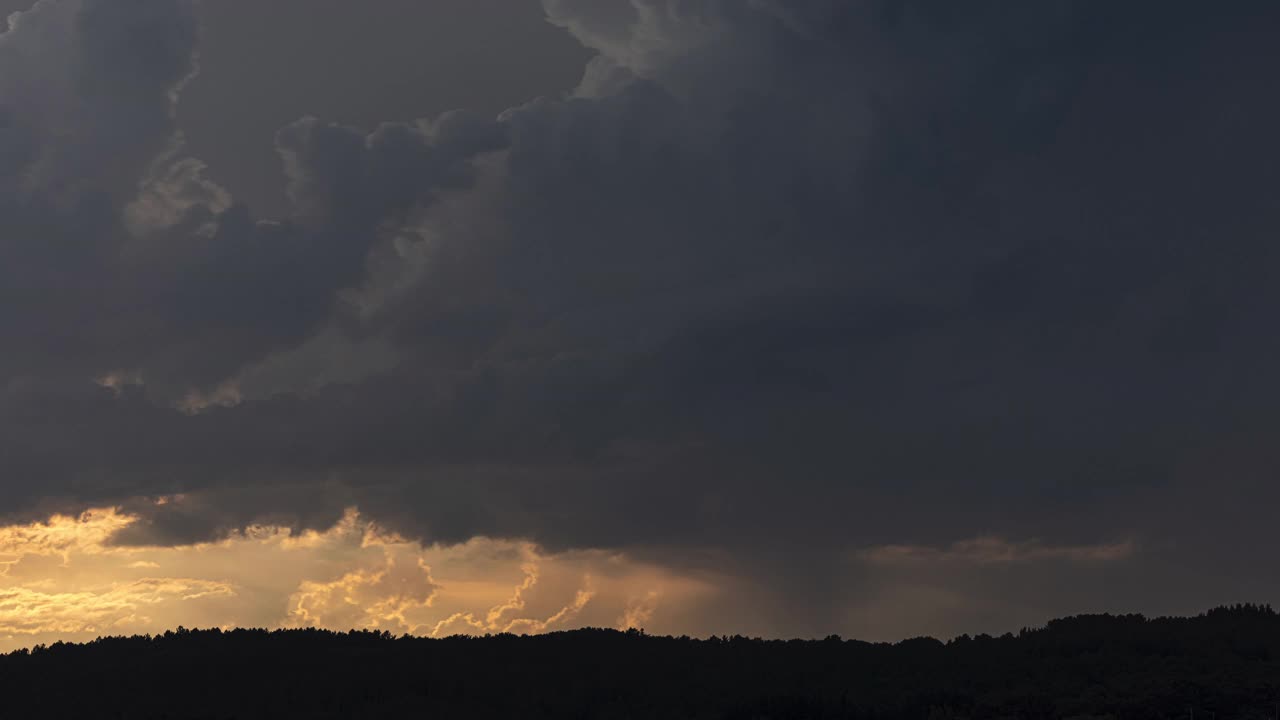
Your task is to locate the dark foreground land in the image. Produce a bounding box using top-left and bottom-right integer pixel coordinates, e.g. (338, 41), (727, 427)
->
(6, 605), (1280, 719)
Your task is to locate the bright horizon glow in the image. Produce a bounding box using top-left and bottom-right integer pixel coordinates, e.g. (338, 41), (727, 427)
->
(0, 504), (715, 652)
(0, 502), (1137, 650)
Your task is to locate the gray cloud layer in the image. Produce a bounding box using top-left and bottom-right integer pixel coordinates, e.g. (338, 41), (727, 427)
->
(179, 0), (588, 216)
(2, 0), (1279, 635)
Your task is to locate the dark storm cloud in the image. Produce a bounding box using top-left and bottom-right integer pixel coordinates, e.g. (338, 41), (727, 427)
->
(0, 0), (505, 393)
(2, 0), (1280, 635)
(0, 0), (193, 198)
(177, 0), (589, 217)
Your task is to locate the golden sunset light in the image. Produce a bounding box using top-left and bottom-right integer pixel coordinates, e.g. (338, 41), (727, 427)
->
(0, 502), (1142, 650)
(0, 505), (713, 652)
(1, 0), (1277, 715)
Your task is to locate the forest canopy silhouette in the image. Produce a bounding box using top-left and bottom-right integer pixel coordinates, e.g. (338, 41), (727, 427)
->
(5, 605), (1280, 719)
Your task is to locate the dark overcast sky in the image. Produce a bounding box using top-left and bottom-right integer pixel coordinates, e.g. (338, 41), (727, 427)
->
(1, 0), (1279, 640)
(180, 0), (588, 216)
(3, 0), (587, 215)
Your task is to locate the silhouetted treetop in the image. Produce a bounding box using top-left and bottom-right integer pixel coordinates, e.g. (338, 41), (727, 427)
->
(5, 606), (1280, 719)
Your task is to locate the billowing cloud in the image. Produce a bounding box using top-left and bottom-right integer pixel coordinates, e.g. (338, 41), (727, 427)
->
(0, 578), (235, 636)
(0, 506), (715, 651)
(0, 0), (1277, 639)
(0, 0), (504, 398)
(425, 552), (597, 637)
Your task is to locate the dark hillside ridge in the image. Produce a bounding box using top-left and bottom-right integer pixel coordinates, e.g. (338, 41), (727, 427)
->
(6, 604), (1280, 719)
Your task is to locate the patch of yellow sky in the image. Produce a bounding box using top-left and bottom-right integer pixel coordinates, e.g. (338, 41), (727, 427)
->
(0, 503), (715, 652)
(0, 504), (1137, 648)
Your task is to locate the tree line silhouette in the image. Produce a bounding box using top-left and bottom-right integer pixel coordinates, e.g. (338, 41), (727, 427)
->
(4, 604), (1280, 719)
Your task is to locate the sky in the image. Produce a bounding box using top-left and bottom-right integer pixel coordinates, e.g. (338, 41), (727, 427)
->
(0, 0), (1278, 650)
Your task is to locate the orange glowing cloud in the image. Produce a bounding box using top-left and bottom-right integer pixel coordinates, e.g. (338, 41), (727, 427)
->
(0, 504), (716, 651)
